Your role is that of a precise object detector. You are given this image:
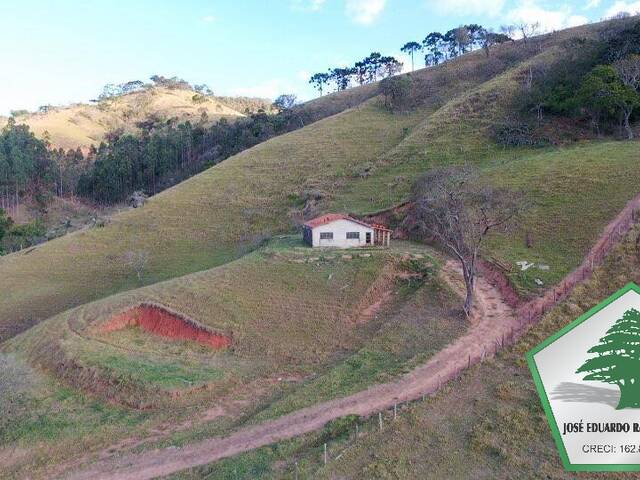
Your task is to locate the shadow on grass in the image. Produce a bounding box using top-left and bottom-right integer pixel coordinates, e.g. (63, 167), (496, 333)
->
(550, 381), (619, 408)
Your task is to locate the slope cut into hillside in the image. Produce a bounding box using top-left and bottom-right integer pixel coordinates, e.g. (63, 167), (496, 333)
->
(5, 242), (392, 406)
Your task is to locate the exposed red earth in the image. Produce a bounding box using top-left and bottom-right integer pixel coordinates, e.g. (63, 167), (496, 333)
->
(97, 303), (232, 349)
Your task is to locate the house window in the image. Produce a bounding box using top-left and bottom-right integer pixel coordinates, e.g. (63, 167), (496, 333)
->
(320, 232), (333, 240)
(346, 232), (360, 239)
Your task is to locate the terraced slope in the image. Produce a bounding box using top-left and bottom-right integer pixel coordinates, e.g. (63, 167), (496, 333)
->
(5, 242), (390, 406)
(1, 240), (466, 478)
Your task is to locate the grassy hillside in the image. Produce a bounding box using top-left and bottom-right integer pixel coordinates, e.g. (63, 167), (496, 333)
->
(8, 240), (389, 403)
(0, 29), (543, 342)
(0, 87), (271, 150)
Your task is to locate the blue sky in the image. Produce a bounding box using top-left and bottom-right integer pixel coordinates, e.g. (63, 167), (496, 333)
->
(1, 0), (639, 114)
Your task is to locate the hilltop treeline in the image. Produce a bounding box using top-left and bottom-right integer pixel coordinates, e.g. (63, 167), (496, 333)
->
(95, 75), (213, 102)
(309, 53), (403, 95)
(309, 23), (513, 94)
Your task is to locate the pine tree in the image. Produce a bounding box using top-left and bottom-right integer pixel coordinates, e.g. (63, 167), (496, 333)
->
(576, 308), (640, 409)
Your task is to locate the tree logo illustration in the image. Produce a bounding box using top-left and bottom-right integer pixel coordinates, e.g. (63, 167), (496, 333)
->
(576, 308), (640, 409)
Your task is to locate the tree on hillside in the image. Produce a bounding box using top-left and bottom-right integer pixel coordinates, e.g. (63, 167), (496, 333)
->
(0, 208), (13, 248)
(124, 250), (150, 282)
(329, 67), (354, 91)
(353, 61), (368, 85)
(576, 308), (640, 409)
(381, 56), (403, 78)
(466, 24), (486, 50)
(406, 166), (522, 317)
(401, 41), (422, 71)
(614, 54), (640, 91)
(517, 22), (541, 45)
(577, 64), (638, 137)
(273, 94), (297, 111)
(480, 30), (512, 57)
(500, 24), (517, 39)
(194, 84), (214, 96)
(381, 75), (411, 111)
(364, 52), (384, 82)
(309, 72), (331, 95)
(445, 26), (472, 57)
(423, 32), (444, 65)
(613, 56), (640, 138)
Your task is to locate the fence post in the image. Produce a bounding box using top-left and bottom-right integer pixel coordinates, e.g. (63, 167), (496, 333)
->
(379, 412), (383, 431)
(394, 403), (397, 420)
(324, 443), (327, 465)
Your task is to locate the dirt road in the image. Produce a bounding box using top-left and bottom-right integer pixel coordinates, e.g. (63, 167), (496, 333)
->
(64, 261), (518, 480)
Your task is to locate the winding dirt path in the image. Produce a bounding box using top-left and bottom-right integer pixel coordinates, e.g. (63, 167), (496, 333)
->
(64, 262), (518, 480)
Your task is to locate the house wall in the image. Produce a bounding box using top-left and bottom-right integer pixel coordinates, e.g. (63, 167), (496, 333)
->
(311, 219), (373, 248)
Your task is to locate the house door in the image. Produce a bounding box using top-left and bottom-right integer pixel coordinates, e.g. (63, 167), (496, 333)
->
(366, 232), (371, 244)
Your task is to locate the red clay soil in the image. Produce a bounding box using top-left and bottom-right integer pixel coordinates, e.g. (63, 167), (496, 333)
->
(98, 304), (232, 349)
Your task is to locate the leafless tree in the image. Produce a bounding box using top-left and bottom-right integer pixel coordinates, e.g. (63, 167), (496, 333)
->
(614, 54), (640, 91)
(500, 25), (517, 39)
(124, 250), (150, 281)
(405, 166), (523, 317)
(518, 22), (541, 44)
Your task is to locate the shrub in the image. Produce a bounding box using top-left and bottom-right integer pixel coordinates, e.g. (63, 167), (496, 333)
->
(493, 121), (549, 147)
(380, 75), (412, 111)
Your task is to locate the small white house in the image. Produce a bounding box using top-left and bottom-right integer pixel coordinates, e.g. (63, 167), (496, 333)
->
(303, 214), (391, 248)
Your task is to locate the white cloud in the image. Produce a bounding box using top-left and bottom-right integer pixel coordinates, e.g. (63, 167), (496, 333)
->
(506, 2), (588, 33)
(202, 15), (216, 23)
(345, 0), (386, 25)
(430, 0), (505, 17)
(585, 0), (601, 8)
(605, 0), (640, 17)
(296, 70), (311, 81)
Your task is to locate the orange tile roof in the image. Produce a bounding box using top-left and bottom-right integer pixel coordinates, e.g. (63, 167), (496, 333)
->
(304, 213), (373, 229)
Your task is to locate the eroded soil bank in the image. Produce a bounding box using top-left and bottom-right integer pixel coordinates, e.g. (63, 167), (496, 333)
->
(98, 304), (232, 349)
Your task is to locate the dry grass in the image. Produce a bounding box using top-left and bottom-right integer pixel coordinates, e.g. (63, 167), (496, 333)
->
(0, 87), (256, 150)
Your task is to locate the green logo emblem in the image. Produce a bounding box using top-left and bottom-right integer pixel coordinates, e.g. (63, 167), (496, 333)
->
(577, 308), (640, 410)
(528, 283), (640, 471)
